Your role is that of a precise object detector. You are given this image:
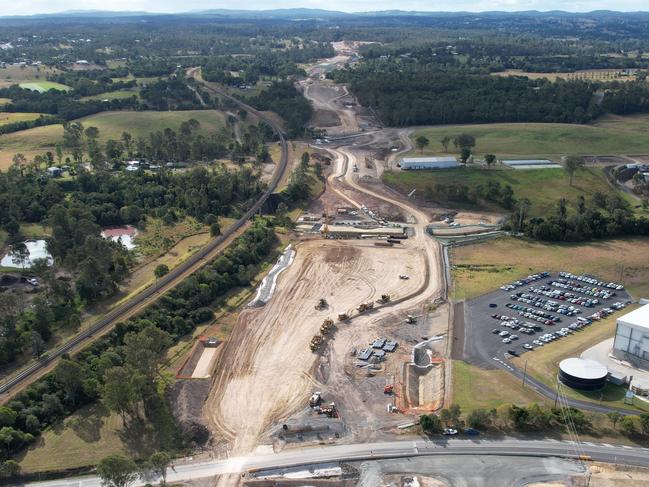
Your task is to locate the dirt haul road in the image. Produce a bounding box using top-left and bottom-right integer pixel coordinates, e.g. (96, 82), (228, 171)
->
(205, 76), (447, 487)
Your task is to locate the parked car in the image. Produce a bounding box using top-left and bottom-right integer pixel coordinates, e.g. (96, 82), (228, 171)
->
(443, 428), (458, 436)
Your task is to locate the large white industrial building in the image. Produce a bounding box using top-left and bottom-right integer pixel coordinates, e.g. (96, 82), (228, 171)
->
(398, 156), (458, 170)
(613, 304), (649, 369)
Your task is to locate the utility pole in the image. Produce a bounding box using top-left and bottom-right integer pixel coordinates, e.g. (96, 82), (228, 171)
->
(522, 359), (528, 388)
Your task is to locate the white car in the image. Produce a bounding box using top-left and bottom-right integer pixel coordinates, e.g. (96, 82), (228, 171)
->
(502, 338), (512, 344)
(442, 428), (458, 436)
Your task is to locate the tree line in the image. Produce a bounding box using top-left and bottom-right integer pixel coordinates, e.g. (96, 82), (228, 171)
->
(246, 81), (313, 137)
(0, 220), (278, 469)
(420, 402), (649, 439)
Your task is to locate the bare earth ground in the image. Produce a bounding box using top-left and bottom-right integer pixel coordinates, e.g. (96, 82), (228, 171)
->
(205, 239), (427, 453)
(527, 462), (649, 486)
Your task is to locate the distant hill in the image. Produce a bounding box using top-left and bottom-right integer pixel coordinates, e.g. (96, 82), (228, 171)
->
(3, 8), (649, 21)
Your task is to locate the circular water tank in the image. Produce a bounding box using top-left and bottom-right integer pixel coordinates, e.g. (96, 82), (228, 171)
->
(559, 358), (607, 391)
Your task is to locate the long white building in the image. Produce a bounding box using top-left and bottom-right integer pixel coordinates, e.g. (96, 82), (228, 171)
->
(398, 156), (458, 170)
(613, 304), (649, 369)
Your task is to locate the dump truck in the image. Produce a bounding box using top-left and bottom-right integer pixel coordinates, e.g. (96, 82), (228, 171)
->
(357, 302), (375, 313)
(384, 384), (394, 395)
(377, 294), (391, 304)
(338, 312), (349, 321)
(406, 315), (417, 324)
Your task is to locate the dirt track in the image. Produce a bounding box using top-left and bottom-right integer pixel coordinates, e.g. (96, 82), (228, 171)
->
(205, 52), (450, 479)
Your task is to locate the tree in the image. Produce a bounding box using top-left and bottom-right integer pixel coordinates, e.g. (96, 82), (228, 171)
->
(484, 154), (497, 169)
(154, 264), (169, 279)
(415, 135), (429, 153)
(0, 460), (21, 479)
(620, 415), (637, 436)
(453, 133), (476, 150)
(31, 331), (45, 359)
(96, 455), (139, 487)
(440, 404), (462, 426)
(54, 359), (85, 402)
(419, 414), (442, 434)
(516, 197), (531, 232)
(314, 162), (323, 180)
(148, 451), (171, 486)
(11, 242), (30, 271)
(467, 408), (492, 429)
(640, 413), (649, 436)
(55, 143), (64, 165)
(0, 407), (17, 427)
(300, 152), (310, 170)
(460, 147), (472, 165)
(607, 411), (622, 430)
(102, 366), (143, 422)
(210, 222), (221, 237)
(564, 155), (585, 186)
(440, 135), (451, 152)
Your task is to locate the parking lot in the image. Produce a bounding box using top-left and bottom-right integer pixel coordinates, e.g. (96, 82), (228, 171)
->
(461, 271), (631, 368)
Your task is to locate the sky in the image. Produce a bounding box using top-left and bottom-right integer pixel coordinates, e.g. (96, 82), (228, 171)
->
(3, 0), (649, 16)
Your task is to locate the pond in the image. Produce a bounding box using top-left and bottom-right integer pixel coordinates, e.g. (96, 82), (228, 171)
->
(0, 240), (53, 268)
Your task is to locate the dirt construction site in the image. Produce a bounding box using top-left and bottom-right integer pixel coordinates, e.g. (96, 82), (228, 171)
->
(204, 237), (448, 454)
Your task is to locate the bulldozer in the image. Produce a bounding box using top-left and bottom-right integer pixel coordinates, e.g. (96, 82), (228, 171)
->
(320, 318), (334, 335)
(338, 312), (349, 322)
(315, 298), (328, 310)
(377, 294), (391, 304)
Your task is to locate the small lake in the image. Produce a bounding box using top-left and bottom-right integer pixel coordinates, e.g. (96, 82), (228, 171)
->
(0, 240), (53, 268)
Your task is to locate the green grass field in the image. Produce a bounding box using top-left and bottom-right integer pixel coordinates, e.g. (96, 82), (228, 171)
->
(0, 110), (226, 170)
(18, 81), (71, 93)
(383, 166), (615, 217)
(451, 236), (649, 300)
(410, 115), (649, 157)
(0, 112), (44, 126)
(452, 360), (548, 411)
(81, 89), (140, 101)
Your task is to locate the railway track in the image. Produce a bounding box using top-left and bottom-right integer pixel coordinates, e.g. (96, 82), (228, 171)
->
(0, 73), (289, 400)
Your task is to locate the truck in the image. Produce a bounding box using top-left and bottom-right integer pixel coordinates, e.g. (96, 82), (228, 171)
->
(357, 302), (374, 313)
(309, 391), (322, 407)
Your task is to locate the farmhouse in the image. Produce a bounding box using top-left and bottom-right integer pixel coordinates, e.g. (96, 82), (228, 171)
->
(398, 156), (458, 170)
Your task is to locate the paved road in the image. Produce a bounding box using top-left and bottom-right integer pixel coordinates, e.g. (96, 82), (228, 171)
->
(18, 438), (649, 487)
(0, 73), (289, 400)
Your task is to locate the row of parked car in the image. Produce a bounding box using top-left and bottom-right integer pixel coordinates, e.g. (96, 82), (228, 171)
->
(558, 272), (624, 291)
(526, 286), (600, 308)
(510, 292), (582, 316)
(499, 272), (551, 291)
(504, 303), (560, 323)
(550, 279), (615, 299)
